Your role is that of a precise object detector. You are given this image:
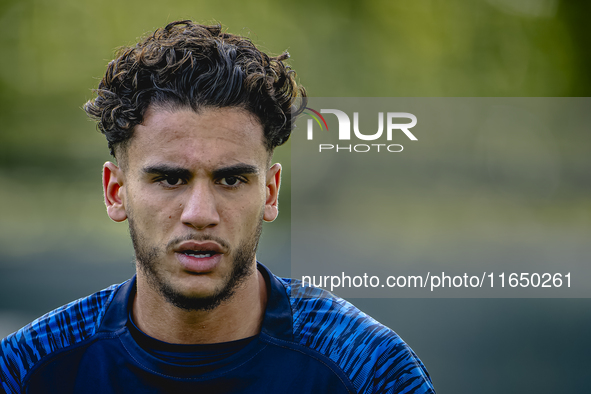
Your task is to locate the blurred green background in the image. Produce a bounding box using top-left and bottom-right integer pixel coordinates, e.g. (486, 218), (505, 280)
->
(1, 0), (590, 393)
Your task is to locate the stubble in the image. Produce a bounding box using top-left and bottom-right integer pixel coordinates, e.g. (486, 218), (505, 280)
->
(128, 212), (263, 312)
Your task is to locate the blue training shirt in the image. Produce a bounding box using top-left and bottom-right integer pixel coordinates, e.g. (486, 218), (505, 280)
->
(0, 263), (435, 393)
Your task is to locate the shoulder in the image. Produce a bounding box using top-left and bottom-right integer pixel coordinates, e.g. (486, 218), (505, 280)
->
(276, 276), (435, 394)
(0, 282), (123, 394)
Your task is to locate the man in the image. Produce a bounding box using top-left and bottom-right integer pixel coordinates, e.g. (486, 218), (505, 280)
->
(0, 20), (435, 393)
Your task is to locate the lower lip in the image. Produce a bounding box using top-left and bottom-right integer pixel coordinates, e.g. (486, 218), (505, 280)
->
(175, 252), (223, 273)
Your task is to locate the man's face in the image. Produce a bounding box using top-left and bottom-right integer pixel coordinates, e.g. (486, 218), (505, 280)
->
(103, 106), (280, 311)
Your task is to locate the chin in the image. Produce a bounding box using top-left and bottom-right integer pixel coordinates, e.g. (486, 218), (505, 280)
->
(150, 278), (225, 311)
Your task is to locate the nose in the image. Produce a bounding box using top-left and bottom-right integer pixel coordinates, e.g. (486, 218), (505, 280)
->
(180, 181), (220, 230)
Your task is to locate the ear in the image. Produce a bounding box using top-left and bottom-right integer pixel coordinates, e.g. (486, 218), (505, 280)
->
(263, 163), (281, 222)
(103, 162), (128, 222)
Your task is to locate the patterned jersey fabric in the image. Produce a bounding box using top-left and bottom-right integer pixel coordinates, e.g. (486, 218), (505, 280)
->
(0, 263), (435, 393)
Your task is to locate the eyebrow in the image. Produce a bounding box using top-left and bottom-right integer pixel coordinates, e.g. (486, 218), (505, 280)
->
(212, 164), (259, 179)
(142, 163), (259, 179)
(142, 164), (191, 179)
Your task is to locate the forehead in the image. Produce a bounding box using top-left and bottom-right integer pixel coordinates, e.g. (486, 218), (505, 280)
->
(125, 106), (268, 171)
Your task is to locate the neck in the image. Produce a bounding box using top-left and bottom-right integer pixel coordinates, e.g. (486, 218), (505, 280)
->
(132, 264), (267, 344)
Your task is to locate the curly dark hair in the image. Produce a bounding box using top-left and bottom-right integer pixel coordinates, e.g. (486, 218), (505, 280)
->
(84, 20), (306, 158)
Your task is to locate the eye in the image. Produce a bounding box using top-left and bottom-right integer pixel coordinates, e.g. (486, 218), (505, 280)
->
(157, 175), (185, 187)
(219, 176), (244, 187)
(164, 176), (182, 186)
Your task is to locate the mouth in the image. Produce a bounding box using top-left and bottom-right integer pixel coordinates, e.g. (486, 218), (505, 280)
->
(174, 241), (226, 273)
(180, 250), (220, 259)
